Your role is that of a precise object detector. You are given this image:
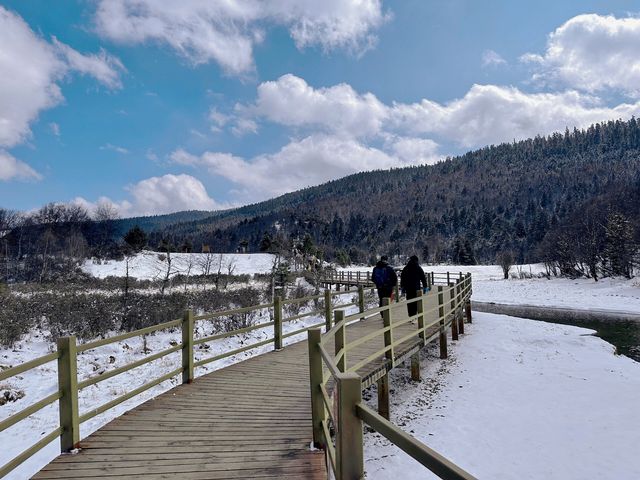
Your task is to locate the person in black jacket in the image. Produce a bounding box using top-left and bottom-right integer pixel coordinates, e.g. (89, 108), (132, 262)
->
(371, 255), (398, 307)
(400, 255), (428, 317)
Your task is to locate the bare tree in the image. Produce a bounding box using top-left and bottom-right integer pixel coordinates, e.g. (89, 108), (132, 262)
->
(155, 252), (178, 294)
(496, 250), (514, 280)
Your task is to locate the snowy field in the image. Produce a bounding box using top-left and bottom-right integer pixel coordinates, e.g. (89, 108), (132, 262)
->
(343, 263), (640, 313)
(364, 312), (640, 479)
(82, 252), (277, 279)
(4, 258), (639, 478)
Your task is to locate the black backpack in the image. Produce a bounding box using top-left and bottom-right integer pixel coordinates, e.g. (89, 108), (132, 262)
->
(372, 266), (389, 288)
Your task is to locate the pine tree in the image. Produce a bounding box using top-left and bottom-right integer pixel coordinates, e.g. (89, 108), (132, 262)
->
(604, 213), (635, 278)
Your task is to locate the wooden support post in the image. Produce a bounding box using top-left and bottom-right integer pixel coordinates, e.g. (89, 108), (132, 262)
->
(447, 271), (450, 284)
(450, 283), (459, 341)
(466, 301), (473, 324)
(394, 283), (400, 302)
(182, 310), (194, 383)
(337, 373), (364, 480)
(336, 283), (341, 291)
(357, 285), (365, 320)
(410, 352), (420, 381)
(431, 271), (435, 285)
(57, 336), (79, 452)
(307, 329), (326, 448)
(438, 286), (447, 359)
(274, 296), (283, 350)
(382, 298), (395, 368)
(457, 281), (464, 335)
(377, 373), (390, 420)
(426, 273), (432, 289)
(357, 271), (361, 284)
(335, 310), (346, 372)
(416, 289), (425, 345)
(324, 289), (332, 331)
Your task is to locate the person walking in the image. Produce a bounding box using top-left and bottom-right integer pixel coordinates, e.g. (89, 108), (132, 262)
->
(400, 255), (428, 317)
(371, 255), (397, 307)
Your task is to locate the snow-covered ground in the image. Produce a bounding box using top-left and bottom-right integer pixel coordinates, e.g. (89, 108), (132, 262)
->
(364, 312), (640, 479)
(82, 252), (277, 279)
(342, 263), (640, 313)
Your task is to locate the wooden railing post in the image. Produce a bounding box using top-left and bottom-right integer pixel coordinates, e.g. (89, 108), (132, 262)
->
(410, 353), (421, 382)
(382, 297), (395, 368)
(457, 280), (465, 335)
(438, 286), (447, 359)
(274, 296), (283, 350)
(416, 289), (425, 345)
(337, 373), (364, 480)
(57, 336), (79, 452)
(447, 271), (450, 284)
(466, 273), (473, 323)
(324, 289), (332, 331)
(450, 284), (459, 341)
(358, 285), (365, 320)
(182, 309), (194, 383)
(335, 310), (346, 372)
(307, 328), (326, 448)
(377, 373), (390, 420)
(394, 283), (400, 302)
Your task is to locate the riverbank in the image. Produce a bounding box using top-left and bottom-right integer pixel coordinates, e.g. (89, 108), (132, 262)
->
(364, 312), (640, 479)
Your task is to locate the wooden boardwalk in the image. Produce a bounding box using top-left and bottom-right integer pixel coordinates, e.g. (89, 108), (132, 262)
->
(34, 302), (439, 479)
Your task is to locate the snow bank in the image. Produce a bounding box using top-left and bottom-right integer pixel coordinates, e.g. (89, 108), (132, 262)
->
(364, 312), (640, 479)
(81, 252), (277, 280)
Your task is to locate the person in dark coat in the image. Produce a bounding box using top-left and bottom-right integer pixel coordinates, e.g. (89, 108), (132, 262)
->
(400, 255), (428, 317)
(371, 255), (398, 307)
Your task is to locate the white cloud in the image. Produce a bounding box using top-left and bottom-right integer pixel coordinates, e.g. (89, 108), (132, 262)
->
(522, 14), (640, 96)
(481, 49), (506, 67)
(100, 143), (130, 154)
(49, 122), (61, 136)
(171, 134), (425, 201)
(389, 84), (640, 148)
(0, 6), (124, 177)
(75, 174), (225, 217)
(0, 150), (42, 181)
(93, 0), (388, 75)
(238, 74), (640, 150)
(52, 37), (125, 89)
(383, 135), (440, 164)
(247, 74), (387, 137)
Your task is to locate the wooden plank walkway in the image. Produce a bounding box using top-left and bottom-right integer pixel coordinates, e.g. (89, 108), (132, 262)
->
(34, 302), (442, 479)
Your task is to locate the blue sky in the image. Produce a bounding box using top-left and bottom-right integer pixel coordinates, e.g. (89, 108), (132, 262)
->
(1, 0), (639, 216)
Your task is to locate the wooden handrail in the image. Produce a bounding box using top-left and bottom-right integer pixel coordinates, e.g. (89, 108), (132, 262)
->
(308, 271), (474, 479)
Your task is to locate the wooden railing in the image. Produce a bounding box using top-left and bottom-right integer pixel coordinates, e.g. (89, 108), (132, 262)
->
(0, 287), (365, 478)
(308, 271), (476, 480)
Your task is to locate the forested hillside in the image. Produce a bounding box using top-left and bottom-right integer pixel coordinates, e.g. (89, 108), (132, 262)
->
(2, 119), (639, 283)
(147, 119), (640, 271)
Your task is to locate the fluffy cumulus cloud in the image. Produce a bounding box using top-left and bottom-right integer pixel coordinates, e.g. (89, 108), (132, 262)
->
(75, 174), (224, 217)
(246, 74), (387, 137)
(94, 0), (387, 74)
(389, 84), (640, 148)
(171, 134), (419, 200)
(237, 74), (640, 150)
(522, 14), (640, 96)
(0, 6), (124, 180)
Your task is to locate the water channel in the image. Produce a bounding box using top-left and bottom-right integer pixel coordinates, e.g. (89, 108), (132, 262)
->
(539, 316), (640, 362)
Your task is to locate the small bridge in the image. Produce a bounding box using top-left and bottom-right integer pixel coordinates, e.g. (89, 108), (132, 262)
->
(1, 271), (474, 480)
